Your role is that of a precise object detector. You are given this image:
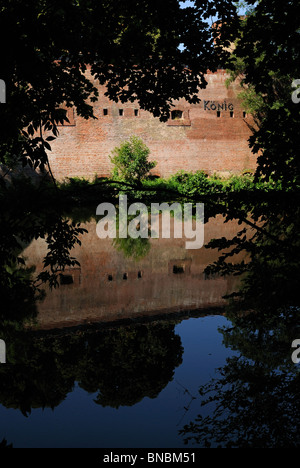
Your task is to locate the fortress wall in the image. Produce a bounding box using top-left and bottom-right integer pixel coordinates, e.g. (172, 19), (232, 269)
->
(47, 69), (256, 181)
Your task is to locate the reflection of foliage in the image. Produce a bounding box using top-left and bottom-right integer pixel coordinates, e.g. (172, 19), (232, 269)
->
(0, 438), (13, 448)
(176, 157), (300, 447)
(180, 356), (300, 448)
(179, 198), (300, 447)
(110, 206), (152, 260)
(112, 236), (151, 261)
(35, 217), (87, 289)
(0, 262), (38, 324)
(0, 177), (88, 321)
(179, 306), (300, 448)
(203, 192), (300, 310)
(77, 322), (183, 408)
(0, 319), (183, 415)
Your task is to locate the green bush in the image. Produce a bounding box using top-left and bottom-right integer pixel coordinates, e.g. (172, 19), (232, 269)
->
(110, 136), (156, 183)
(168, 170), (213, 195)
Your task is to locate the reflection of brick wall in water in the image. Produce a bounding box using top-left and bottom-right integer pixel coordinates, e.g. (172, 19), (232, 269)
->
(23, 215), (245, 329)
(47, 68), (256, 181)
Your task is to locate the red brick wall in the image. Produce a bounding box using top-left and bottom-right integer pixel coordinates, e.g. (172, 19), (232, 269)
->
(24, 215), (245, 328)
(48, 68), (257, 180)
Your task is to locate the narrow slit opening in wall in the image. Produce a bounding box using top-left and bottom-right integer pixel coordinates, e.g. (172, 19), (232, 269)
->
(173, 265), (185, 274)
(230, 111), (234, 118)
(103, 108), (108, 116)
(243, 111), (247, 118)
(119, 109), (123, 116)
(171, 110), (183, 120)
(134, 109), (139, 116)
(217, 111), (221, 118)
(108, 274), (113, 281)
(137, 271), (142, 279)
(123, 273), (128, 280)
(60, 274), (74, 285)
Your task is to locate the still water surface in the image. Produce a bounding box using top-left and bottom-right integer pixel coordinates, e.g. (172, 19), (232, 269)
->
(0, 215), (299, 448)
(0, 314), (236, 448)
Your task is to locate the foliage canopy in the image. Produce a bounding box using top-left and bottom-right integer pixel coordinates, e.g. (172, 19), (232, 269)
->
(0, 0), (237, 172)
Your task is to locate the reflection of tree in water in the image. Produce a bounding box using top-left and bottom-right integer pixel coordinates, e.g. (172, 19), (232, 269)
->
(179, 308), (300, 448)
(0, 320), (183, 416)
(0, 180), (182, 416)
(77, 322), (183, 407)
(179, 201), (300, 448)
(0, 438), (12, 448)
(0, 177), (89, 314)
(112, 236), (151, 261)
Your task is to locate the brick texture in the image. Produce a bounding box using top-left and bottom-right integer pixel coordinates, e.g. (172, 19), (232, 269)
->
(48, 68), (257, 180)
(24, 215), (245, 328)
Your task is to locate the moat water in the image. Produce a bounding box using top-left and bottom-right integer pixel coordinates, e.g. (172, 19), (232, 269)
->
(0, 215), (299, 448)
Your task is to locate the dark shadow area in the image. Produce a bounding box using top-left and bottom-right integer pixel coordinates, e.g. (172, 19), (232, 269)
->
(0, 318), (183, 415)
(179, 305), (300, 448)
(179, 198), (300, 448)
